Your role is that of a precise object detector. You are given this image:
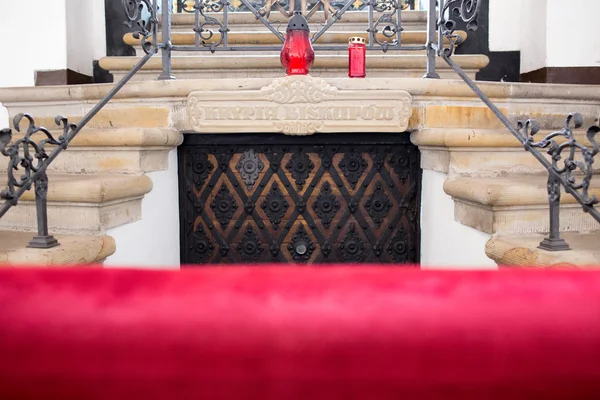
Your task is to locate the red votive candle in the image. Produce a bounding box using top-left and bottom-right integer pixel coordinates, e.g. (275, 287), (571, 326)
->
(348, 36), (366, 78)
(280, 12), (314, 76)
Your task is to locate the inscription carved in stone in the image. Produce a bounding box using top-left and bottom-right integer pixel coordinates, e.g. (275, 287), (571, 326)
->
(187, 75), (412, 135)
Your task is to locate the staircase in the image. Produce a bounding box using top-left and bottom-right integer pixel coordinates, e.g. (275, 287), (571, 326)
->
(99, 10), (489, 81)
(0, 6), (598, 268)
(411, 99), (600, 268)
(0, 97), (181, 266)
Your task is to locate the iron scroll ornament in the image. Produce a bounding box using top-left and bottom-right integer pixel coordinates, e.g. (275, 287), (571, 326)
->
(123, 0), (160, 54)
(0, 114), (74, 203)
(518, 113), (600, 209)
(174, 0), (415, 52)
(436, 0), (481, 57)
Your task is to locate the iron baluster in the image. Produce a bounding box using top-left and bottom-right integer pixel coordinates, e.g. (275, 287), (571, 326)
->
(396, 0), (402, 47)
(239, 0), (286, 42)
(27, 172), (59, 249)
(158, 0), (176, 79)
(367, 0), (374, 48)
(312, 0), (353, 43)
(424, 0), (439, 78)
(194, 0), (201, 48)
(538, 174), (570, 251)
(517, 114), (600, 250)
(167, 0), (430, 52)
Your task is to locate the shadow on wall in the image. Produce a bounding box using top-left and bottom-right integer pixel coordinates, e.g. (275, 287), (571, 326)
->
(0, 104), (8, 130)
(95, 0), (139, 84)
(452, 0), (521, 82)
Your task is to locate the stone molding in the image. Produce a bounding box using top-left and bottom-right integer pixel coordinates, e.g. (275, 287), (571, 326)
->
(186, 75), (412, 135)
(4, 77), (600, 104)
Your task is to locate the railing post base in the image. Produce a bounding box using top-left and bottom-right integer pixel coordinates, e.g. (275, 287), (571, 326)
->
(27, 235), (60, 249)
(27, 172), (60, 249)
(423, 71), (440, 79)
(157, 72), (176, 81)
(538, 237), (570, 252)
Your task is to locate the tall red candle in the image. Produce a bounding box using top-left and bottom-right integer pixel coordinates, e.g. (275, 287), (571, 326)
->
(348, 36), (366, 78)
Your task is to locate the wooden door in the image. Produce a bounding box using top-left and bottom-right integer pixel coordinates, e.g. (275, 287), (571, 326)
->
(179, 133), (421, 265)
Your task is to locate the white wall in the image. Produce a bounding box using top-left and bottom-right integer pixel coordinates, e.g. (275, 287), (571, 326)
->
(489, 0), (599, 74)
(0, 0), (106, 87)
(104, 150), (181, 269)
(0, 0), (68, 87)
(545, 0), (600, 68)
(0, 104), (8, 129)
(66, 0), (107, 77)
(420, 170), (496, 269)
(489, 0), (546, 74)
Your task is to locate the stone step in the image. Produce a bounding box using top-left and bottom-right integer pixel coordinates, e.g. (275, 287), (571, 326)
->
(166, 10), (427, 25)
(0, 174), (152, 235)
(1, 128), (182, 174)
(0, 230), (115, 266)
(443, 175), (600, 236)
(100, 53), (488, 81)
(486, 232), (600, 268)
(132, 48), (429, 56)
(124, 30), (462, 48)
(164, 10), (428, 31)
(7, 107), (173, 130)
(412, 128), (599, 178)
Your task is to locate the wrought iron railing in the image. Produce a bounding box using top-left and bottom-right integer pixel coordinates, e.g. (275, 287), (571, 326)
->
(429, 0), (599, 251)
(0, 0), (596, 253)
(155, 0), (429, 57)
(176, 0), (417, 14)
(0, 0), (162, 248)
(148, 0), (440, 79)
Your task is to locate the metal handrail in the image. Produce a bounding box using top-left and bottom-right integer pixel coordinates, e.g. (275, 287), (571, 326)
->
(0, 0), (162, 248)
(1, 0), (596, 253)
(427, 0), (599, 251)
(156, 0), (436, 80)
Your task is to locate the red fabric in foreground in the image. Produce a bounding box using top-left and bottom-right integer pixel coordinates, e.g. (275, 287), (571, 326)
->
(1, 266), (600, 399)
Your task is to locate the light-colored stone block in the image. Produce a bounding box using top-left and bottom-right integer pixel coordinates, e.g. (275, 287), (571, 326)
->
(0, 231), (115, 266)
(486, 232), (600, 268)
(187, 75), (412, 134)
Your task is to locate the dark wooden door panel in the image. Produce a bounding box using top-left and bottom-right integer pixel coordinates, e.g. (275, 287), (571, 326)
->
(179, 133), (421, 265)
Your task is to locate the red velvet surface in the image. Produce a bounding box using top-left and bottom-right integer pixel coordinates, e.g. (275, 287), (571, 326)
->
(1, 266), (600, 399)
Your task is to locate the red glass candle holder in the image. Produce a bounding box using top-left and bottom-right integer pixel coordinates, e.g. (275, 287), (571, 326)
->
(348, 37), (366, 78)
(280, 12), (314, 76)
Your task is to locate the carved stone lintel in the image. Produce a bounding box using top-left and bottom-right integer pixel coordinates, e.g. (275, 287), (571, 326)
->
(260, 76), (338, 104)
(187, 75), (413, 135)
